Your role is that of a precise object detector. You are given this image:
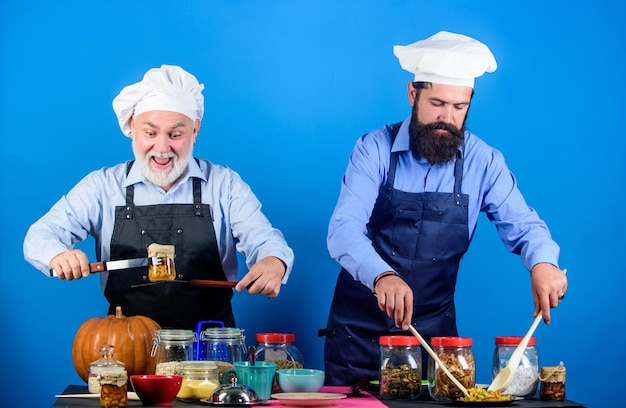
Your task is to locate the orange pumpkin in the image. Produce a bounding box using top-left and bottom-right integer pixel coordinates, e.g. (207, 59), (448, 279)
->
(72, 306), (161, 382)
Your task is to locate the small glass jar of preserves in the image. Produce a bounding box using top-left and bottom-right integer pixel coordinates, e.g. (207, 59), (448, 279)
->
(99, 367), (127, 407)
(254, 333), (304, 369)
(492, 336), (539, 398)
(539, 362), (566, 401)
(201, 327), (246, 363)
(379, 335), (422, 400)
(152, 329), (197, 375)
(147, 243), (176, 282)
(175, 360), (220, 401)
(428, 337), (475, 401)
(89, 345), (125, 394)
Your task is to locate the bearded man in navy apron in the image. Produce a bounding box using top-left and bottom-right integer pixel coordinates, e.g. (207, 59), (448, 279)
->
(24, 65), (294, 330)
(321, 32), (568, 385)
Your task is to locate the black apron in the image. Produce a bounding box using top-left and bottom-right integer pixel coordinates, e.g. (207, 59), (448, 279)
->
(322, 123), (470, 385)
(104, 160), (236, 329)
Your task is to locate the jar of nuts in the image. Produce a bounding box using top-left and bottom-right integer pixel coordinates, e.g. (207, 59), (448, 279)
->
(99, 367), (127, 407)
(379, 335), (422, 400)
(427, 337), (475, 401)
(89, 345), (125, 394)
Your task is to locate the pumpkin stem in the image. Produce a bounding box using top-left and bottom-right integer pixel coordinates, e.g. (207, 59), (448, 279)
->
(115, 306), (123, 319)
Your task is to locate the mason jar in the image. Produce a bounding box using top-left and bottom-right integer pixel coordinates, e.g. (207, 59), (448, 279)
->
(175, 360), (220, 401)
(152, 329), (197, 375)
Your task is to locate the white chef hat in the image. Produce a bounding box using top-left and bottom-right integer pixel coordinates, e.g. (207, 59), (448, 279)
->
(112, 65), (205, 137)
(393, 31), (497, 88)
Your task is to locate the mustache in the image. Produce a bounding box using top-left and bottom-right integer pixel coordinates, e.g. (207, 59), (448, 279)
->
(147, 151), (177, 159)
(427, 122), (458, 134)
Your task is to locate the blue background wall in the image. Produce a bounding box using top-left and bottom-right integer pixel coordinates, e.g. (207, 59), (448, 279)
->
(1, 1), (624, 406)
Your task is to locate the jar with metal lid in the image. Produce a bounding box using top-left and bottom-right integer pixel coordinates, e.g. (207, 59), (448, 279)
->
(152, 329), (197, 375)
(379, 335), (422, 400)
(492, 336), (539, 398)
(254, 333), (304, 370)
(99, 367), (127, 407)
(89, 345), (125, 394)
(539, 362), (566, 401)
(428, 337), (475, 401)
(175, 360), (220, 401)
(201, 327), (246, 363)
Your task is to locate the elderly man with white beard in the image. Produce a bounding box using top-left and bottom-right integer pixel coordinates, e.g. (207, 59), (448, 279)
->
(24, 65), (294, 329)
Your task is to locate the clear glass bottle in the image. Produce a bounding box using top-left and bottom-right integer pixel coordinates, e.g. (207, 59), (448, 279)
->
(379, 335), (421, 400)
(152, 329), (197, 375)
(428, 337), (475, 401)
(492, 336), (539, 398)
(254, 333), (304, 369)
(99, 367), (127, 407)
(175, 360), (220, 401)
(539, 362), (566, 401)
(88, 345), (125, 394)
(201, 327), (246, 363)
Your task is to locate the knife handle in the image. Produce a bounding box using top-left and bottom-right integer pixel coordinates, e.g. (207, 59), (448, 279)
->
(190, 279), (238, 288)
(49, 262), (105, 277)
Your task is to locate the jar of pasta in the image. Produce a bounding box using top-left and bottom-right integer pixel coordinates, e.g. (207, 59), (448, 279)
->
(428, 337), (475, 401)
(492, 336), (539, 398)
(379, 335), (422, 400)
(175, 360), (220, 401)
(152, 329), (197, 375)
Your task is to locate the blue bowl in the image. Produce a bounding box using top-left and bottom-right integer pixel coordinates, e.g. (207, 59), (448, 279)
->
(276, 369), (325, 393)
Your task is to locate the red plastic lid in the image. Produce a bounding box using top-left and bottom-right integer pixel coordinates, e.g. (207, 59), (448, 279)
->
(256, 333), (295, 343)
(379, 335), (420, 346)
(431, 337), (472, 347)
(495, 336), (537, 347)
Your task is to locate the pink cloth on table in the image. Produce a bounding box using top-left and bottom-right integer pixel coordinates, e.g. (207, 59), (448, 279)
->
(265, 385), (387, 407)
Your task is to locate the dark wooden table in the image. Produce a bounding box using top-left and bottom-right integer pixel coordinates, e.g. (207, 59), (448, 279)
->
(52, 385), (585, 408)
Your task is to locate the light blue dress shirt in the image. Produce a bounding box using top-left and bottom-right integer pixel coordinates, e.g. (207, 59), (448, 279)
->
(24, 158), (294, 290)
(327, 116), (560, 290)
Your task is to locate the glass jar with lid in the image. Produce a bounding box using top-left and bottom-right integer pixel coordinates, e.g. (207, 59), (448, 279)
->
(379, 335), (422, 400)
(539, 362), (566, 401)
(175, 360), (220, 401)
(492, 336), (539, 398)
(152, 329), (197, 375)
(254, 333), (304, 369)
(200, 327), (246, 363)
(428, 337), (475, 401)
(99, 367), (127, 407)
(88, 345), (125, 394)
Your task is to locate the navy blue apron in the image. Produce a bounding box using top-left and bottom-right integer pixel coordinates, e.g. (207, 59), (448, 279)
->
(104, 160), (236, 329)
(322, 123), (470, 385)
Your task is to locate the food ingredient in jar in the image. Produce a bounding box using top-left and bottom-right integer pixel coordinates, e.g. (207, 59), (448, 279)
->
(505, 366), (538, 396)
(457, 387), (513, 402)
(88, 375), (102, 394)
(147, 243), (176, 282)
(99, 369), (128, 407)
(211, 361), (235, 383)
(177, 378), (220, 400)
(433, 351), (475, 400)
(380, 364), (421, 398)
(539, 362), (566, 401)
(156, 361), (179, 375)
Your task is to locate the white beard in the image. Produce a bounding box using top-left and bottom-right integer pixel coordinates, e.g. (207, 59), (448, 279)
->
(133, 144), (192, 188)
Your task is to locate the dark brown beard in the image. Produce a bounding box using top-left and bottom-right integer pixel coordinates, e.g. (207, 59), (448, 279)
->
(408, 105), (465, 165)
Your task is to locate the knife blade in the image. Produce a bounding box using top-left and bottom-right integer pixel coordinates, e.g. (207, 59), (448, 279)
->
(49, 257), (150, 277)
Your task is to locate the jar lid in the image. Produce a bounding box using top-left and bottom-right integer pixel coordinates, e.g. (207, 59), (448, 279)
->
(255, 333), (295, 343)
(204, 327), (243, 339)
(154, 329), (196, 345)
(495, 336), (537, 346)
(379, 335), (420, 346)
(431, 336), (473, 347)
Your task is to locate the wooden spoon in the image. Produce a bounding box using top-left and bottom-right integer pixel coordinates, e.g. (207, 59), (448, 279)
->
(408, 325), (470, 397)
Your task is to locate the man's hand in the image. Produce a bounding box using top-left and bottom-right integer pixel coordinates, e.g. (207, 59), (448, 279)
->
(50, 249), (90, 280)
(531, 263), (568, 324)
(235, 256), (286, 298)
(373, 273), (413, 330)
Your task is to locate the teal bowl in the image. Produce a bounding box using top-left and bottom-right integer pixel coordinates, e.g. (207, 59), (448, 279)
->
(276, 369), (325, 393)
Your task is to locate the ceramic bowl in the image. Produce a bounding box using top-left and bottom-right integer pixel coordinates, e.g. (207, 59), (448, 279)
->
(130, 375), (183, 407)
(275, 369), (325, 393)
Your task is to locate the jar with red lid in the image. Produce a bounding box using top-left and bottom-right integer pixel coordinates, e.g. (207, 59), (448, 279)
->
(379, 335), (421, 400)
(492, 336), (539, 398)
(427, 337), (475, 401)
(254, 333), (304, 370)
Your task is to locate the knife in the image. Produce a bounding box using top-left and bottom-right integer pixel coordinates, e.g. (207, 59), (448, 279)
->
(49, 257), (150, 277)
(189, 279), (238, 288)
